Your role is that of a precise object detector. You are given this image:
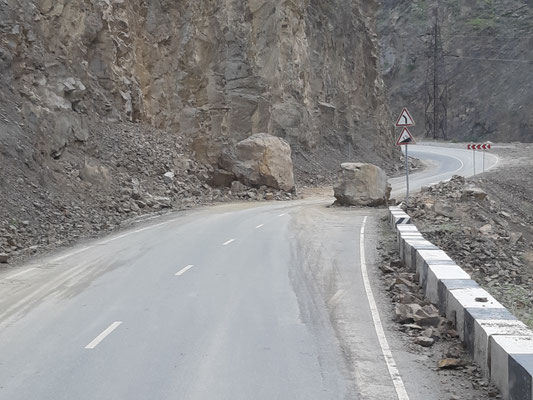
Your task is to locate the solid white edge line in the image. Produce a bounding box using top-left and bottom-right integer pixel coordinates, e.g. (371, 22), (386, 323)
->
(222, 239), (235, 246)
(52, 246), (94, 263)
(175, 264), (194, 276)
(255, 224), (264, 229)
(85, 321), (123, 349)
(359, 216), (410, 400)
(4, 268), (36, 280)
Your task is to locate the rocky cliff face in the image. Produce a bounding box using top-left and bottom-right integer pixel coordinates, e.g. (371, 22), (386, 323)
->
(2, 0), (398, 170)
(378, 0), (533, 142)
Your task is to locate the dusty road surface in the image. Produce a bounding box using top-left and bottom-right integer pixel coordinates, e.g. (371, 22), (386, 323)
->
(0, 145), (500, 399)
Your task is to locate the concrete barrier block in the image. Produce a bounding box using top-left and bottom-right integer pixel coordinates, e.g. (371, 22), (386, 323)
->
(464, 308), (531, 379)
(388, 207), (403, 226)
(415, 249), (455, 286)
(396, 224), (420, 243)
(400, 237), (434, 267)
(391, 213), (411, 228)
(437, 279), (479, 316)
(445, 285), (505, 341)
(425, 264), (470, 305)
(490, 335), (533, 400)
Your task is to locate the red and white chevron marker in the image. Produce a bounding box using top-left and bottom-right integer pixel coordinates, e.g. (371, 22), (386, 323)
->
(467, 143), (492, 150)
(467, 143), (492, 174)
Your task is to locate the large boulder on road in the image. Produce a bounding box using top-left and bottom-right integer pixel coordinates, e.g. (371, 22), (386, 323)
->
(220, 133), (295, 191)
(334, 163), (390, 206)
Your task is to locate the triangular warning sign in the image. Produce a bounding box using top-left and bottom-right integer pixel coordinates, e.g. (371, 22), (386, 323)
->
(395, 108), (415, 127)
(396, 127), (416, 146)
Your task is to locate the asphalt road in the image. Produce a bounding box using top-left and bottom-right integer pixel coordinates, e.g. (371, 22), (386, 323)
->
(0, 144), (499, 400)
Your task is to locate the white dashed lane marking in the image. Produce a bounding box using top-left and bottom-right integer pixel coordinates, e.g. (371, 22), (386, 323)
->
(222, 239), (236, 246)
(175, 265), (194, 276)
(85, 322), (123, 350)
(255, 224), (264, 229)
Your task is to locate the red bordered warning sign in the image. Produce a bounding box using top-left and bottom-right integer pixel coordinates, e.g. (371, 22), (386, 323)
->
(395, 107), (415, 127)
(396, 127), (416, 146)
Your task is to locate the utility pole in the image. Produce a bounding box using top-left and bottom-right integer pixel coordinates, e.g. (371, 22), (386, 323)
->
(424, 1), (448, 140)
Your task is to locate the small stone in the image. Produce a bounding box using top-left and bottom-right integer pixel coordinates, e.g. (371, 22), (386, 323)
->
(402, 324), (424, 330)
(413, 304), (441, 327)
(510, 232), (523, 245)
(415, 336), (434, 347)
(163, 171), (175, 184)
(475, 297), (488, 303)
(230, 180), (247, 194)
(463, 186), (488, 201)
(438, 358), (464, 369)
(479, 224), (493, 235)
(380, 264), (395, 274)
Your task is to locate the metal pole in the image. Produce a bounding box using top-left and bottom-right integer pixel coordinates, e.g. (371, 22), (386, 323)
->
(483, 149), (485, 173)
(473, 149), (476, 176)
(405, 145), (410, 208)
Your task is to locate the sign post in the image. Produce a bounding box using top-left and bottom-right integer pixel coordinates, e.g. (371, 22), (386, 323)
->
(473, 147), (476, 176)
(395, 109), (416, 207)
(467, 143), (492, 175)
(482, 147), (485, 173)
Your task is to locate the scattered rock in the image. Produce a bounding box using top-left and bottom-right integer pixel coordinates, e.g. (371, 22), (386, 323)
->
(163, 171), (175, 184)
(208, 169), (235, 188)
(434, 200), (455, 218)
(438, 358), (464, 369)
(415, 336), (435, 347)
(79, 159), (111, 187)
(231, 181), (248, 194)
(463, 186), (488, 201)
(479, 224), (493, 235)
(0, 253), (9, 263)
(509, 232), (523, 245)
(413, 304), (441, 327)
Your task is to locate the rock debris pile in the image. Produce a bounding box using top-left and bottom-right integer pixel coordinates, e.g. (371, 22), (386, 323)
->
(408, 173), (533, 326)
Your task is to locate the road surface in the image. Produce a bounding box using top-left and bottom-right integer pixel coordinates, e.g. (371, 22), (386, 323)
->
(0, 145), (499, 400)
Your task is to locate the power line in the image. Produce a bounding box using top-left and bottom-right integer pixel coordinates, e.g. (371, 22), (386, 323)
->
(445, 54), (533, 63)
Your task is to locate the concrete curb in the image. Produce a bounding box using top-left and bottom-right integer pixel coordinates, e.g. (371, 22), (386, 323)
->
(388, 206), (533, 400)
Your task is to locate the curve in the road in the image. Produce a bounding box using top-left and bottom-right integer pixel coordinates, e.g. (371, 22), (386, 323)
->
(390, 144), (500, 198)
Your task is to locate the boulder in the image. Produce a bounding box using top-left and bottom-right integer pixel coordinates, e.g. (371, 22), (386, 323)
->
(220, 133), (295, 191)
(0, 253), (9, 263)
(333, 163), (391, 206)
